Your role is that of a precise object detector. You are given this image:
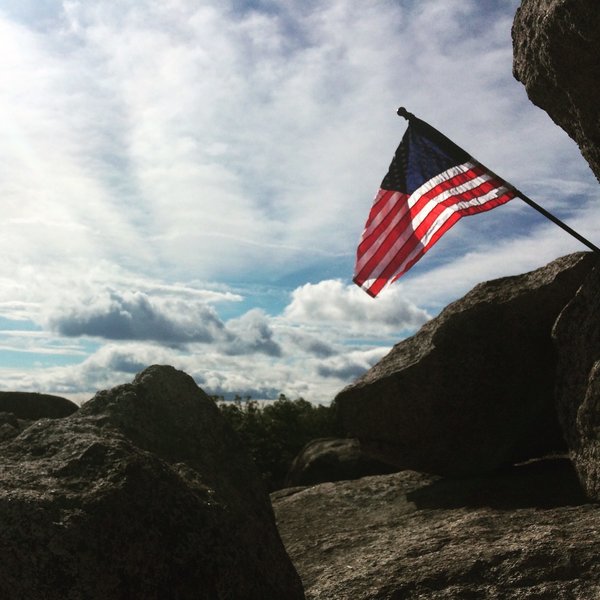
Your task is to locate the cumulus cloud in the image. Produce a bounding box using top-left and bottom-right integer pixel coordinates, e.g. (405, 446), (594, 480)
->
(45, 290), (282, 356)
(221, 309), (282, 357)
(282, 330), (338, 358)
(316, 348), (390, 381)
(284, 279), (430, 335)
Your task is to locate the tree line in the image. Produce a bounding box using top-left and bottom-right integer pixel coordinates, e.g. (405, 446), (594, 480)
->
(212, 394), (343, 491)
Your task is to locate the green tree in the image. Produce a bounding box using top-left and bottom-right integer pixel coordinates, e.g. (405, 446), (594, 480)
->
(216, 394), (343, 491)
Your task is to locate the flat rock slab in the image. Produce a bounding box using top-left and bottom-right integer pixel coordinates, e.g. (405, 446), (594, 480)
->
(273, 460), (600, 599)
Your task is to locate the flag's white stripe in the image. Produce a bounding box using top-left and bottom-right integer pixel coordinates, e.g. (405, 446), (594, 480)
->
(407, 161), (480, 210)
(409, 171), (496, 232)
(380, 183), (512, 284)
(361, 277), (378, 291)
(422, 186), (513, 248)
(356, 161), (491, 277)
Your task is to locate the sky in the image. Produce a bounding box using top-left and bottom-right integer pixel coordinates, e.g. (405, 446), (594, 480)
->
(1, 0), (599, 405)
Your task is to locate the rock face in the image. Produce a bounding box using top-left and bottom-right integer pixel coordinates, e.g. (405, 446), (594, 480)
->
(334, 253), (596, 476)
(553, 263), (600, 499)
(0, 365), (304, 600)
(512, 0), (600, 182)
(285, 438), (397, 488)
(273, 461), (599, 599)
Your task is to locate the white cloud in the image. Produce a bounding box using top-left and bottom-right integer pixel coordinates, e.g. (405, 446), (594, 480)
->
(280, 329), (338, 358)
(221, 308), (282, 356)
(316, 347), (390, 381)
(0, 0), (597, 404)
(284, 279), (430, 335)
(1, 0), (591, 287)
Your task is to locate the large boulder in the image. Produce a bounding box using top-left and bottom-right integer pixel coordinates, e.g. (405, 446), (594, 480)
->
(273, 460), (597, 599)
(512, 0), (600, 182)
(553, 263), (600, 499)
(0, 365), (304, 600)
(334, 253), (596, 476)
(285, 438), (397, 488)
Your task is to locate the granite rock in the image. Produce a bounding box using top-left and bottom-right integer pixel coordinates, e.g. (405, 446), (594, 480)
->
(553, 262), (600, 499)
(513, 0), (600, 182)
(0, 365), (304, 600)
(334, 253), (596, 475)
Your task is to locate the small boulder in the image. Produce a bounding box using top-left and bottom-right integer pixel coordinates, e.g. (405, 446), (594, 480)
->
(553, 263), (600, 499)
(0, 365), (304, 600)
(334, 253), (595, 476)
(285, 438), (398, 487)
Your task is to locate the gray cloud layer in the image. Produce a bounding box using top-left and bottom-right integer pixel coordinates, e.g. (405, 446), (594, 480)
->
(48, 291), (283, 357)
(49, 291), (226, 346)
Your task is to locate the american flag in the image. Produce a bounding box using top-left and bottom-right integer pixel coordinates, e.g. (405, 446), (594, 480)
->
(353, 114), (516, 297)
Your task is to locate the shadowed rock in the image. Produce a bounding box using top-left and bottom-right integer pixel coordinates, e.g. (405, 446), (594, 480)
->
(0, 391), (78, 420)
(0, 365), (304, 600)
(0, 412), (21, 442)
(334, 253), (596, 476)
(285, 437), (398, 488)
(0, 392), (79, 442)
(553, 262), (600, 499)
(512, 0), (600, 182)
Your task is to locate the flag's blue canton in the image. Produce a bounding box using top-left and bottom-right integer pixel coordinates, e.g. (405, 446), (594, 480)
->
(381, 119), (470, 194)
(406, 127), (463, 193)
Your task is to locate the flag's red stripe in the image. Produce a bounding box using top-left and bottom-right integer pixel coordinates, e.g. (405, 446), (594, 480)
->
(414, 177), (511, 239)
(355, 164), (490, 285)
(361, 187), (514, 295)
(357, 191), (408, 255)
(388, 188), (516, 286)
(356, 200), (414, 278)
(359, 164), (489, 263)
(368, 184), (513, 293)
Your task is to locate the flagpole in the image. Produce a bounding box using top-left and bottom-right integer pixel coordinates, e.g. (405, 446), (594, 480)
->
(513, 191), (600, 254)
(397, 107), (600, 255)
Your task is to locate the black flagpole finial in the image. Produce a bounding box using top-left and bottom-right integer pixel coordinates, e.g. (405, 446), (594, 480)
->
(396, 106), (415, 121)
